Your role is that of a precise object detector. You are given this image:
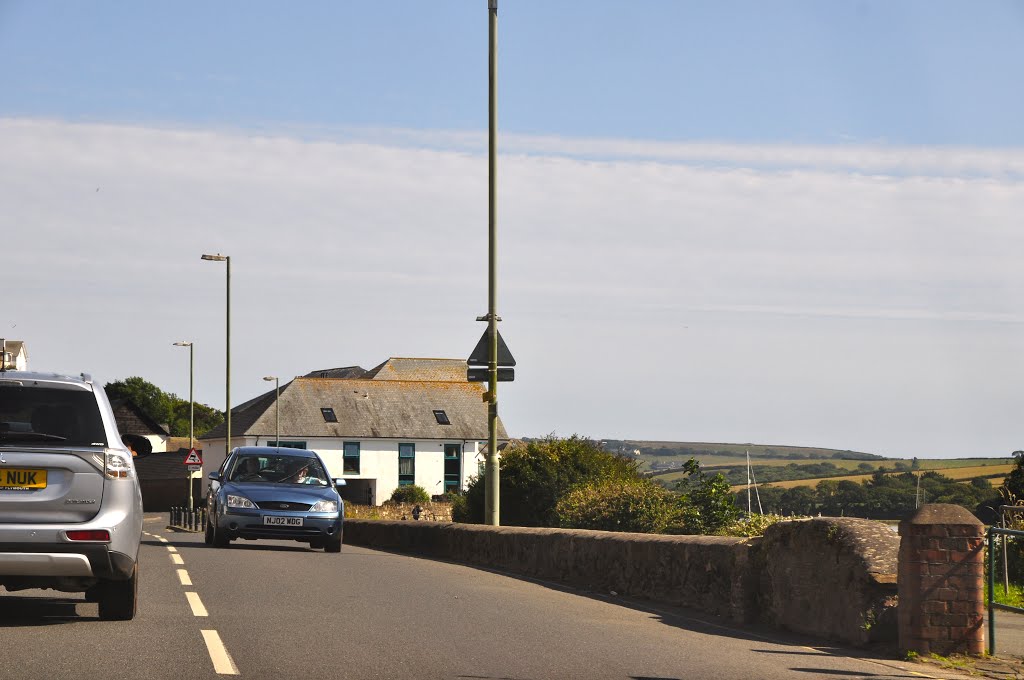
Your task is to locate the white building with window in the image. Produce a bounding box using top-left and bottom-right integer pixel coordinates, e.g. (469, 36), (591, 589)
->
(198, 358), (508, 505)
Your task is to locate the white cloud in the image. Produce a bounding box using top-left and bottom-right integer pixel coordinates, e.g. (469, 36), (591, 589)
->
(3, 117), (1024, 458)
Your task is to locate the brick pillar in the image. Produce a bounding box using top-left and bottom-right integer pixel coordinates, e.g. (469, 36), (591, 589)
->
(898, 503), (985, 656)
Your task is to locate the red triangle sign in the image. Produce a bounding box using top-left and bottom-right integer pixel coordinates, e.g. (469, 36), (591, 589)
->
(183, 448), (203, 465)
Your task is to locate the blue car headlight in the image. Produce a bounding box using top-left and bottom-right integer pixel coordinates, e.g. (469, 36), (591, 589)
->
(310, 499), (338, 513)
(226, 494), (255, 509)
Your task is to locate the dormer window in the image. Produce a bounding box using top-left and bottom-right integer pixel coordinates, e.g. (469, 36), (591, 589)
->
(433, 409), (450, 425)
(321, 407), (338, 423)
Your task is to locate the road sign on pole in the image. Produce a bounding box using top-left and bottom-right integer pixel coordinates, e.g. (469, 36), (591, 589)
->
(467, 366), (514, 382)
(186, 464), (202, 472)
(467, 328), (516, 368)
(183, 448), (203, 466)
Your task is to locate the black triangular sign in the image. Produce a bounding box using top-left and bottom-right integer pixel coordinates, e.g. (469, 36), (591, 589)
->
(467, 329), (516, 367)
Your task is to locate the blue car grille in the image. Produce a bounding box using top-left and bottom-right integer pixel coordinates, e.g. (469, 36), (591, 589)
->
(254, 500), (313, 511)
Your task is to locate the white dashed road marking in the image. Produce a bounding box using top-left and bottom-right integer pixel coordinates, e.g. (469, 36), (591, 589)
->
(185, 591), (208, 617)
(201, 629), (240, 675)
(156, 530), (240, 674)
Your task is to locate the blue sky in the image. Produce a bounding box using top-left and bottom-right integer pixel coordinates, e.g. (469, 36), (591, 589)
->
(3, 1), (1024, 458)
(3, 2), (1023, 145)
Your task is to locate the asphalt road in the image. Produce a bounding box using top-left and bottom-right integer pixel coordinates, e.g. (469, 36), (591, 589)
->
(0, 515), (980, 680)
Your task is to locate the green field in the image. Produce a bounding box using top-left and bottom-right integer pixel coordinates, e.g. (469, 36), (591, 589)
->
(733, 463), (1015, 491)
(612, 437), (1014, 489)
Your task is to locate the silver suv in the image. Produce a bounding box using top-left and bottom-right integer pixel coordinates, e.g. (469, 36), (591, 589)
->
(0, 370), (143, 620)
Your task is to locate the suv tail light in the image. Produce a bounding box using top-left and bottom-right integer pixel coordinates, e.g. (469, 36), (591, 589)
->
(66, 530), (110, 542)
(104, 452), (134, 479)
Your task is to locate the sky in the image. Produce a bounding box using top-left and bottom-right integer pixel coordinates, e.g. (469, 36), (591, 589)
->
(3, 1), (1024, 459)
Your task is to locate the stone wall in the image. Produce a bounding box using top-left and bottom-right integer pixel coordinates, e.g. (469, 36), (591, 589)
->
(751, 518), (900, 645)
(344, 516), (900, 646)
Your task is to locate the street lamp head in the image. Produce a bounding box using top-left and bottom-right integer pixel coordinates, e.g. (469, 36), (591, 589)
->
(172, 341), (192, 347)
(201, 253), (228, 262)
(263, 376), (277, 382)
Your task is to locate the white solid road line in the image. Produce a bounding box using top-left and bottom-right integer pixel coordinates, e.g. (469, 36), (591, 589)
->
(171, 553), (184, 565)
(201, 629), (240, 675)
(185, 591), (208, 617)
(177, 569), (192, 586)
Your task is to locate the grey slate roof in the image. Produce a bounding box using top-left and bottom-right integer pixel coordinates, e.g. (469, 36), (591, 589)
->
(302, 366), (372, 379)
(367, 358), (468, 382)
(200, 376), (506, 441)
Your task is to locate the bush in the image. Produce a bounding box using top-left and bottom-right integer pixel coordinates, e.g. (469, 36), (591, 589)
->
(716, 513), (794, 537)
(388, 485), (430, 504)
(459, 435), (643, 526)
(673, 459), (741, 534)
(556, 478), (678, 533)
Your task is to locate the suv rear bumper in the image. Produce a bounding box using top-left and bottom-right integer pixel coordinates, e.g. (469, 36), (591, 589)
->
(0, 500), (141, 583)
(0, 543), (134, 579)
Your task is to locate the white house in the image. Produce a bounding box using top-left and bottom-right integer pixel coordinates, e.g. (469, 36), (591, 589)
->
(199, 358), (509, 505)
(1, 340), (28, 371)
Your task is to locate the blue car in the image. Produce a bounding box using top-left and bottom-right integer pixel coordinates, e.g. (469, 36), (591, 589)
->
(205, 447), (345, 552)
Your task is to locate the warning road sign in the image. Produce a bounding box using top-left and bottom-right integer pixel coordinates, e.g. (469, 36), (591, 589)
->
(182, 448), (203, 466)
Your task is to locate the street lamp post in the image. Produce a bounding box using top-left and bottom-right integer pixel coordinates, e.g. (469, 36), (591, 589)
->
(201, 253), (231, 458)
(172, 341), (194, 508)
(263, 376), (279, 445)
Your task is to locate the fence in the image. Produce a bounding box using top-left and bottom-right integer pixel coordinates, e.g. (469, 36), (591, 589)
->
(987, 525), (1024, 655)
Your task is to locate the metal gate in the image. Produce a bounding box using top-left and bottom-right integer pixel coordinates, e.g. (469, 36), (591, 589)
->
(987, 521), (1024, 655)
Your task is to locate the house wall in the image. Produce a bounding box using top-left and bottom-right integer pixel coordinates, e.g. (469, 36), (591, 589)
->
(199, 436), (486, 504)
(142, 433), (168, 453)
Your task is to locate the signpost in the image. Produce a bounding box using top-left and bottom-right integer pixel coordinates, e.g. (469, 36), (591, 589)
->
(466, 328), (515, 383)
(182, 448), (203, 509)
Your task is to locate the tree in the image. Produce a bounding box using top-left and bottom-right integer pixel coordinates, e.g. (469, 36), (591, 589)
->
(167, 399), (224, 440)
(105, 376), (223, 438)
(1003, 451), (1024, 503)
(673, 459), (741, 534)
(780, 486), (817, 516)
(105, 377), (171, 426)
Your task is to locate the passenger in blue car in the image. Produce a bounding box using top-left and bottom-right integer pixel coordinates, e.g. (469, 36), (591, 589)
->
(293, 463), (327, 486)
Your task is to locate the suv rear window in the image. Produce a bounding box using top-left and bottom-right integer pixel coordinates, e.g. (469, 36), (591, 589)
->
(0, 385), (107, 447)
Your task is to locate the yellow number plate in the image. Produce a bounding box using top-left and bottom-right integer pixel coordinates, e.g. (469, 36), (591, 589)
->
(0, 469), (47, 490)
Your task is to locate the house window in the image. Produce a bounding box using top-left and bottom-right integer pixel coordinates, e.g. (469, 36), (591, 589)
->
(433, 409), (450, 425)
(444, 444), (462, 492)
(343, 441), (360, 475)
(321, 407), (338, 423)
(398, 443), (415, 486)
(269, 440), (306, 449)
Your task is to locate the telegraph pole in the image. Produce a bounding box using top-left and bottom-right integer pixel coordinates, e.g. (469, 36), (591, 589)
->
(484, 0), (500, 526)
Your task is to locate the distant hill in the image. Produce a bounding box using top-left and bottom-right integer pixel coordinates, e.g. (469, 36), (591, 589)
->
(599, 439), (886, 469)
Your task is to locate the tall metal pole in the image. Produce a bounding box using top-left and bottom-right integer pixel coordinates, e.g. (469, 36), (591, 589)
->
(226, 255), (231, 458)
(484, 0), (500, 526)
(174, 341), (195, 508)
(188, 343), (194, 451)
(264, 376), (280, 444)
(201, 254), (231, 459)
(188, 343), (194, 507)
